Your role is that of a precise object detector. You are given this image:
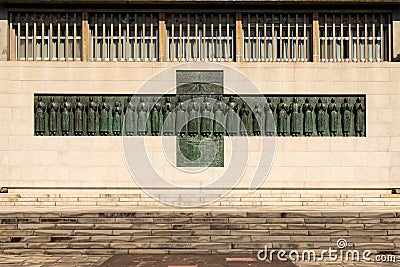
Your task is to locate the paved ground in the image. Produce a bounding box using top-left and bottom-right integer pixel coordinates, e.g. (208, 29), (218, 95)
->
(1, 254), (400, 267)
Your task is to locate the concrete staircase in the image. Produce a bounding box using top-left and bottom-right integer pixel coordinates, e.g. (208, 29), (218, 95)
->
(0, 189), (399, 256)
(0, 207), (400, 256)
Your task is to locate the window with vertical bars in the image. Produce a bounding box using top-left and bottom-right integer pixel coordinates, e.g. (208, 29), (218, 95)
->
(166, 13), (235, 62)
(242, 13), (312, 62)
(89, 13), (158, 62)
(10, 13), (82, 61)
(319, 14), (391, 62)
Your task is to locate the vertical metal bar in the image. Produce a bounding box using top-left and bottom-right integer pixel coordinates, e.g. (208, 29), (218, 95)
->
(150, 14), (154, 61)
(247, 14), (251, 61)
(118, 14), (122, 61)
(126, 14), (130, 61)
(227, 14), (231, 61)
(102, 14), (106, 61)
(388, 14), (392, 62)
(380, 14), (384, 61)
(279, 14), (282, 62)
(49, 14), (53, 60)
(295, 14), (298, 62)
(263, 14), (267, 61)
(303, 14), (307, 61)
(25, 13), (28, 61)
(219, 13), (222, 61)
(187, 14), (190, 61)
(110, 14), (114, 61)
(57, 14), (61, 61)
(340, 14), (344, 61)
(195, 14), (198, 61)
(33, 13), (37, 61)
(142, 14), (145, 61)
(349, 15), (352, 61)
(66, 14), (69, 61)
(41, 14), (45, 60)
(364, 14), (368, 62)
(324, 14), (328, 62)
(17, 13), (21, 60)
(272, 14), (275, 61)
(179, 14), (182, 62)
(287, 14), (291, 61)
(255, 14), (259, 61)
(372, 14), (375, 62)
(332, 14), (336, 61)
(356, 15), (360, 62)
(73, 14), (77, 61)
(203, 14), (206, 61)
(134, 14), (138, 61)
(211, 14), (214, 61)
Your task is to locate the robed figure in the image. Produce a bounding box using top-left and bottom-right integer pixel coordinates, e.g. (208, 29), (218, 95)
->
(137, 97), (148, 136)
(315, 98), (327, 136)
(48, 97), (58, 136)
(289, 97), (301, 137)
(327, 98), (339, 137)
(200, 97), (212, 137)
(252, 103), (262, 136)
(162, 97), (174, 136)
(124, 97), (136, 136)
(188, 96), (200, 137)
(353, 97), (365, 137)
(99, 97), (110, 136)
(239, 102), (250, 136)
(35, 96), (46, 136)
(86, 97), (97, 136)
(226, 96), (239, 136)
(74, 97), (84, 136)
(175, 96), (187, 137)
(340, 97), (351, 137)
(264, 98), (275, 136)
(302, 98), (313, 137)
(112, 101), (123, 136)
(150, 97), (161, 136)
(61, 96), (72, 136)
(213, 96), (225, 137)
(276, 98), (288, 136)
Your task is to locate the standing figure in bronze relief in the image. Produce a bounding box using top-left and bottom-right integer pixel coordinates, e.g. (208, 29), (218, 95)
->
(328, 98), (339, 137)
(150, 97), (161, 136)
(315, 98), (327, 136)
(162, 97), (174, 136)
(124, 97), (136, 136)
(353, 97), (365, 137)
(276, 98), (288, 136)
(86, 96), (97, 136)
(213, 95), (225, 137)
(239, 102), (250, 136)
(61, 96), (72, 136)
(264, 98), (275, 136)
(188, 96), (200, 137)
(137, 97), (148, 136)
(289, 97), (301, 137)
(302, 98), (314, 137)
(341, 97), (351, 137)
(35, 96), (46, 136)
(48, 97), (58, 136)
(226, 96), (239, 136)
(99, 97), (110, 136)
(253, 103), (262, 136)
(200, 96), (212, 137)
(112, 101), (123, 136)
(74, 97), (84, 136)
(175, 96), (187, 137)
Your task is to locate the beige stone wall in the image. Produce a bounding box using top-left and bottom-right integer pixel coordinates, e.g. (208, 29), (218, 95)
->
(0, 62), (399, 190)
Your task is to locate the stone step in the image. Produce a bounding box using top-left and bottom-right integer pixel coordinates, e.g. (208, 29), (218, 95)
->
(0, 209), (399, 255)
